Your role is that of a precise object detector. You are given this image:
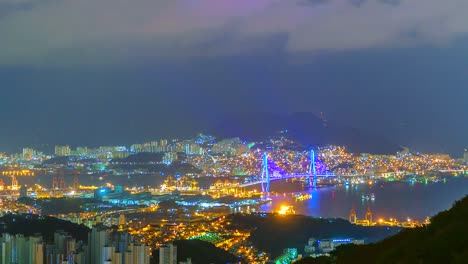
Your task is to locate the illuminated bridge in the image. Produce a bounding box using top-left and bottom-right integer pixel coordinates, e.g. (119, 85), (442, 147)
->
(237, 173), (336, 189)
(236, 150), (336, 192)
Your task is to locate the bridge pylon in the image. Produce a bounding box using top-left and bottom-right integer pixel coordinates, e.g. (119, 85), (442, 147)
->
(260, 153), (270, 193)
(308, 150), (317, 188)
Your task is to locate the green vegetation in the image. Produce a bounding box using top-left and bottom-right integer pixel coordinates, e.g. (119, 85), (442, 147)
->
(297, 195), (468, 264)
(275, 248), (298, 264)
(190, 233), (224, 244)
(17, 197), (123, 215)
(228, 214), (400, 259)
(111, 152), (164, 163)
(0, 213), (89, 243)
(18, 197), (90, 215)
(109, 161), (201, 174)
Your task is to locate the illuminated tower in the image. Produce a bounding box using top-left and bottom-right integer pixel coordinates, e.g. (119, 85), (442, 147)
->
(365, 207), (373, 225)
(349, 207), (357, 224)
(308, 150), (317, 188)
(260, 153), (270, 193)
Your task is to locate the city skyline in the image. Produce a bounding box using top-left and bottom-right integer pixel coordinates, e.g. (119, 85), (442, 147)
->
(3, 133), (468, 158)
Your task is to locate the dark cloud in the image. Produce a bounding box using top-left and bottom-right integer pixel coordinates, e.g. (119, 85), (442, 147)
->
(0, 0), (468, 65)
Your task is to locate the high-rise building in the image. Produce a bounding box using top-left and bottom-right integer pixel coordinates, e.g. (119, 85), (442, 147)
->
(88, 225), (110, 264)
(86, 227), (150, 264)
(22, 148), (36, 160)
(162, 152), (178, 165)
(113, 151), (131, 159)
(53, 230), (77, 262)
(0, 228), (149, 264)
(130, 144), (144, 153)
(76, 147), (89, 156)
(464, 149), (468, 164)
(55, 145), (71, 156)
(160, 139), (168, 148)
(119, 214), (126, 226)
(0, 233), (44, 264)
(130, 243), (150, 264)
(159, 243), (177, 264)
(185, 143), (202, 156)
(73, 250), (87, 264)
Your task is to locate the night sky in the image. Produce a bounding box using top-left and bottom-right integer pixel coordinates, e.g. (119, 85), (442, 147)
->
(1, 0), (467, 155)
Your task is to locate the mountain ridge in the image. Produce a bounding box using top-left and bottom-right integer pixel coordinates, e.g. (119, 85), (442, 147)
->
(207, 112), (400, 154)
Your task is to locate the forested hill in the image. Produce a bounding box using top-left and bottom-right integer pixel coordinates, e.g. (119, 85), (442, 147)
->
(0, 214), (89, 243)
(297, 195), (468, 264)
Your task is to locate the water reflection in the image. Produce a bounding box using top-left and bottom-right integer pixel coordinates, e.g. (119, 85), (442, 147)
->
(259, 178), (468, 221)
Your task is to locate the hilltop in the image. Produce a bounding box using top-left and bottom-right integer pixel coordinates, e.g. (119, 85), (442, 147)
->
(209, 112), (400, 154)
(227, 213), (401, 259)
(0, 214), (89, 243)
(296, 195), (468, 264)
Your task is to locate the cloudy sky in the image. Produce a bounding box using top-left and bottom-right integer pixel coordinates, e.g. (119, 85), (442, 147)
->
(1, 0), (467, 154)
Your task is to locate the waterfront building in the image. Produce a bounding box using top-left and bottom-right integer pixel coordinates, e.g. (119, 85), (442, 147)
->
(304, 238), (316, 255)
(316, 238), (364, 253)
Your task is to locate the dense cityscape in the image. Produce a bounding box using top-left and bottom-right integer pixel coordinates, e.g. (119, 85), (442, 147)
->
(0, 133), (466, 263)
(2, 0), (468, 263)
